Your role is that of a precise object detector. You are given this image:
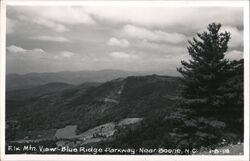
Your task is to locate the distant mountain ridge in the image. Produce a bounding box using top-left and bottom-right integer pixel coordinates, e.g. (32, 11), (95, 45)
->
(6, 74), (180, 134)
(6, 69), (145, 90)
(7, 82), (74, 101)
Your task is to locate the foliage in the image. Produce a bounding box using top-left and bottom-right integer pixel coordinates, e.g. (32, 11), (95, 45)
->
(177, 23), (232, 112)
(6, 75), (180, 137)
(176, 23), (243, 143)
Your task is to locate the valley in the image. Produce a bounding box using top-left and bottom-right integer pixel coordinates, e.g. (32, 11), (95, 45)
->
(10, 118), (143, 149)
(6, 73), (180, 153)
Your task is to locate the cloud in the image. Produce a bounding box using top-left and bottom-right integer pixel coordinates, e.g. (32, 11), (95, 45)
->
(12, 6), (95, 33)
(225, 50), (243, 60)
(32, 48), (45, 53)
(6, 6), (243, 75)
(121, 25), (186, 44)
(17, 15), (68, 33)
(7, 45), (26, 53)
(33, 18), (69, 33)
(7, 45), (45, 54)
(6, 17), (17, 34)
(109, 51), (139, 60)
(15, 6), (95, 25)
(135, 41), (187, 59)
(220, 26), (243, 48)
(30, 35), (70, 42)
(107, 37), (130, 47)
(60, 51), (75, 58)
(52, 51), (77, 60)
(13, 6), (242, 32)
(85, 7), (242, 29)
(37, 7), (95, 25)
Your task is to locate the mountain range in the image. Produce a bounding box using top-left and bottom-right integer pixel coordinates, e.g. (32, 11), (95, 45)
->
(6, 74), (180, 135)
(5, 70), (243, 153)
(6, 69), (146, 91)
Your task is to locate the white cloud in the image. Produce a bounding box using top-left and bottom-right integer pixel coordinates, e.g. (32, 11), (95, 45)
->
(122, 25), (186, 44)
(13, 6), (95, 33)
(30, 35), (70, 42)
(7, 45), (45, 54)
(85, 7), (242, 29)
(221, 26), (243, 48)
(40, 7), (95, 25)
(7, 45), (26, 53)
(60, 51), (75, 58)
(15, 6), (94, 25)
(136, 41), (187, 59)
(6, 6), (243, 74)
(13, 6), (242, 30)
(52, 51), (77, 60)
(17, 15), (69, 33)
(6, 17), (17, 34)
(32, 48), (45, 53)
(107, 37), (130, 47)
(33, 18), (69, 33)
(225, 50), (243, 60)
(109, 52), (139, 60)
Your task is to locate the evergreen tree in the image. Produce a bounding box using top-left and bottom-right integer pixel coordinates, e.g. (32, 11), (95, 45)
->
(177, 22), (244, 144)
(177, 23), (232, 115)
(219, 59), (244, 136)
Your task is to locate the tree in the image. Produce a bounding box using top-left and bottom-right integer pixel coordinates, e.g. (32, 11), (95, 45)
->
(176, 22), (244, 143)
(177, 23), (232, 115)
(219, 59), (244, 136)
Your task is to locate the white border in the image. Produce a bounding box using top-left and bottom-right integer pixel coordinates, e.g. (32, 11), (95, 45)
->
(0, 1), (249, 161)
(0, 0), (6, 160)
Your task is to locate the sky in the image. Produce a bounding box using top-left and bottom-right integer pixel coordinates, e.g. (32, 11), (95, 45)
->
(6, 6), (244, 75)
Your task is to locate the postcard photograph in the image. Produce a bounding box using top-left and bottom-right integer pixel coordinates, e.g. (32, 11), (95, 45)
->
(1, 1), (249, 161)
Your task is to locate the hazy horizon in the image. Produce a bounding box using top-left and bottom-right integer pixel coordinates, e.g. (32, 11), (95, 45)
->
(6, 68), (181, 77)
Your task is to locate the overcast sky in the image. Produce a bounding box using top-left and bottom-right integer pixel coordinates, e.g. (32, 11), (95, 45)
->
(6, 6), (243, 75)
